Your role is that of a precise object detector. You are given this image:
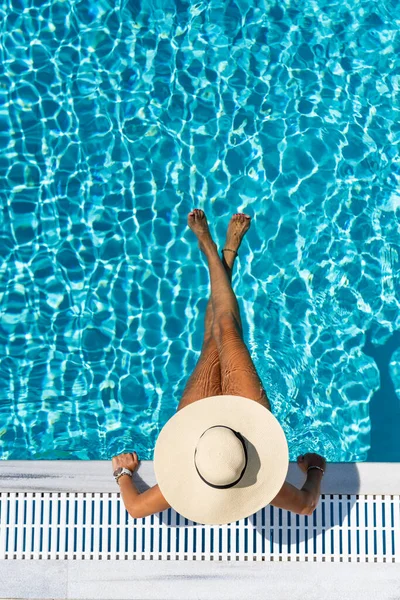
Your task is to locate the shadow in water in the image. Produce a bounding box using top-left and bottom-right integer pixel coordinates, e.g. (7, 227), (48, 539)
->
(363, 328), (400, 461)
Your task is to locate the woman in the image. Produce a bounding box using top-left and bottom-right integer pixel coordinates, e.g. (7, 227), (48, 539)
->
(112, 210), (326, 524)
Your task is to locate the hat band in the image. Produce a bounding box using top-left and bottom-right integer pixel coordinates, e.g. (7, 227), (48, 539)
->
(194, 426), (248, 489)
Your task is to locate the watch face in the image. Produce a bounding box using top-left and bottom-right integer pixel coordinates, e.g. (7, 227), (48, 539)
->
(114, 467), (123, 476)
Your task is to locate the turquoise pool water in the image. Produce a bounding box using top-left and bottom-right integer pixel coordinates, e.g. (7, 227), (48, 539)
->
(1, 0), (400, 463)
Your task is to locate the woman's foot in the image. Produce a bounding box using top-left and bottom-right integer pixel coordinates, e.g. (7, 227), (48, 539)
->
(222, 213), (251, 269)
(188, 209), (217, 254)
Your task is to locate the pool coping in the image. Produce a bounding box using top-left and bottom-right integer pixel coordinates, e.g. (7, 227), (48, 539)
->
(0, 461), (399, 494)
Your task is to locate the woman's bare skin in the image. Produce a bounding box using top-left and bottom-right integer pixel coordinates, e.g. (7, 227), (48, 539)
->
(124, 210), (314, 519)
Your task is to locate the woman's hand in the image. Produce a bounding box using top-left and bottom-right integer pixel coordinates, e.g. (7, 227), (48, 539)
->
(112, 452), (140, 473)
(297, 452), (326, 475)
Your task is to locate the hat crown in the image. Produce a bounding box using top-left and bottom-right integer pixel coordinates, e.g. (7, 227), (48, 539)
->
(194, 426), (246, 487)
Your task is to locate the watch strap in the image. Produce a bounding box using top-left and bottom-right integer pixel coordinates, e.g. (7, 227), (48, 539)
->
(113, 467), (133, 484)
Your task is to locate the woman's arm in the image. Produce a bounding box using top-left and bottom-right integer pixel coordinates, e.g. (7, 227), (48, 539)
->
(269, 471), (323, 516)
(269, 480), (311, 515)
(118, 475), (140, 514)
(119, 476), (171, 518)
(300, 468), (324, 515)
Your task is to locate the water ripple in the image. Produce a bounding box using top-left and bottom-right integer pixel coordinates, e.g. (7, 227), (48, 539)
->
(0, 0), (399, 461)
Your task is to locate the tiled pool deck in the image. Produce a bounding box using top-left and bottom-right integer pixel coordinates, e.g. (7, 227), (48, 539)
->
(0, 461), (399, 599)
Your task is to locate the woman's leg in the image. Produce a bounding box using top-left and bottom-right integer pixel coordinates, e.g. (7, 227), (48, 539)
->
(177, 213), (250, 412)
(176, 254), (233, 412)
(188, 209), (272, 411)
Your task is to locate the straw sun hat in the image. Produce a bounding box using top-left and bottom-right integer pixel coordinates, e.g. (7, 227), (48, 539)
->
(154, 394), (289, 525)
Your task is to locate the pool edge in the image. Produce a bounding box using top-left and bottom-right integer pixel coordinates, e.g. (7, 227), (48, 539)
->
(0, 461), (398, 494)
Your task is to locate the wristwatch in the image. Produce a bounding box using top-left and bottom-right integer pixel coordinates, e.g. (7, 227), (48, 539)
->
(113, 467), (133, 484)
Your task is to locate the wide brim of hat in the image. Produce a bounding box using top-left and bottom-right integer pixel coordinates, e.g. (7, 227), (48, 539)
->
(153, 395), (289, 525)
